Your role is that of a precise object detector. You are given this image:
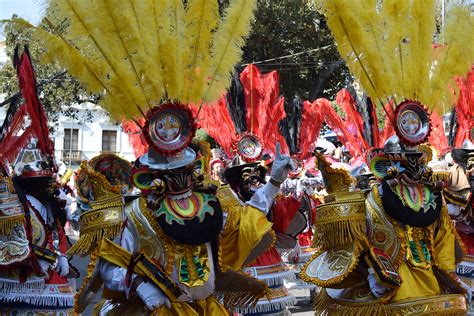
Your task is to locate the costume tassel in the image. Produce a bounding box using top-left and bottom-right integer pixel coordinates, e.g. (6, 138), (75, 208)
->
(0, 215), (25, 234)
(67, 224), (121, 256)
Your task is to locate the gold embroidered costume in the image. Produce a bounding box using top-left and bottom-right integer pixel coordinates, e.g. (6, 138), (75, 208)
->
(302, 154), (467, 315)
(300, 1), (474, 314)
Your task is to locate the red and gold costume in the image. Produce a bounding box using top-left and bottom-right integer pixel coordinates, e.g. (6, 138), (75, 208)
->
(0, 48), (76, 315)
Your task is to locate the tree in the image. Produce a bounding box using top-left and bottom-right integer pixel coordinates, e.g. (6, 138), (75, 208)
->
(241, 0), (350, 102)
(0, 15), (95, 131)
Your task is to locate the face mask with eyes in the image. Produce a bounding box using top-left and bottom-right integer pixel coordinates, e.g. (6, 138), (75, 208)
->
(238, 165), (267, 202)
(162, 167), (194, 194)
(468, 153), (474, 192)
(384, 153), (429, 185)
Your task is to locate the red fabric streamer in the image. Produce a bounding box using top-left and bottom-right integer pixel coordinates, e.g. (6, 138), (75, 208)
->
(0, 47), (55, 169)
(121, 119), (148, 158)
(14, 47), (54, 158)
(194, 97), (238, 156)
(317, 98), (365, 157)
(241, 64), (265, 136)
(240, 64), (288, 155)
(336, 89), (368, 151)
(299, 100), (323, 159)
(428, 112), (449, 155)
(371, 111), (381, 147)
(454, 66), (473, 147)
(379, 101), (396, 145)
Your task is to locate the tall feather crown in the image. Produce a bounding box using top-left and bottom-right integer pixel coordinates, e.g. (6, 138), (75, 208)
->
(320, 0), (474, 114)
(8, 0), (257, 121)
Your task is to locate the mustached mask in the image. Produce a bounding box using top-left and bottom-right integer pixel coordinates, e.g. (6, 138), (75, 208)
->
(238, 164), (267, 201)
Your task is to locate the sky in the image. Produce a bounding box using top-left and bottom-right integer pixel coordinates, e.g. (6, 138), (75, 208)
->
(0, 0), (43, 40)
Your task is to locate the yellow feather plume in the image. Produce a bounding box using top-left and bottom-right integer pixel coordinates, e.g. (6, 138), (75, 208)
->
(204, 0), (258, 102)
(183, 0), (219, 103)
(3, 0), (256, 121)
(321, 0), (474, 115)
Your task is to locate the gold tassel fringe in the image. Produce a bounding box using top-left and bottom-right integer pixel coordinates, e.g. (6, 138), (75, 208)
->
(431, 171), (450, 182)
(314, 218), (366, 249)
(67, 224), (121, 257)
(312, 288), (386, 316)
(0, 215), (25, 235)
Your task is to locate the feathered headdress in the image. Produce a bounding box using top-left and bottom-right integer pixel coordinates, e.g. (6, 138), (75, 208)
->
(322, 0), (473, 113)
(197, 64), (288, 161)
(321, 0), (474, 147)
(0, 46), (55, 174)
(6, 0), (257, 157)
(453, 65), (474, 148)
(319, 89), (396, 158)
(280, 96), (323, 159)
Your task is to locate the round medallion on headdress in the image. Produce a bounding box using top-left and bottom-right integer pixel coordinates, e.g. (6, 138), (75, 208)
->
(236, 134), (263, 162)
(394, 100), (431, 146)
(143, 103), (196, 156)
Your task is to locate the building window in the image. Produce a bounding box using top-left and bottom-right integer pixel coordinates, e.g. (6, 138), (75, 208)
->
(63, 128), (79, 151)
(102, 130), (117, 152)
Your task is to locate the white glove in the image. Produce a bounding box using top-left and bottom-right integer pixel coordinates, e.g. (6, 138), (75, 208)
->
(447, 204), (462, 217)
(458, 276), (472, 304)
(367, 269), (388, 298)
(136, 281), (171, 311)
(270, 143), (294, 184)
(38, 259), (52, 276)
(55, 255), (70, 277)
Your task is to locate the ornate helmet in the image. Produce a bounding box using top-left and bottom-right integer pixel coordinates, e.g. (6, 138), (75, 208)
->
(13, 140), (54, 178)
(71, 153), (132, 256)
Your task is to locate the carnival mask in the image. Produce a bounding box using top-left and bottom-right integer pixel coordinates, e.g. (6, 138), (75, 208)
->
(238, 165), (267, 201)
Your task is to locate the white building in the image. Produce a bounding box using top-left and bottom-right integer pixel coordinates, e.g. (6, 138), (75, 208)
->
(53, 102), (136, 167)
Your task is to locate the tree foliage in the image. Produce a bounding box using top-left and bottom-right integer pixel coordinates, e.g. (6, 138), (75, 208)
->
(0, 15), (95, 130)
(1, 2), (351, 132)
(241, 0), (350, 102)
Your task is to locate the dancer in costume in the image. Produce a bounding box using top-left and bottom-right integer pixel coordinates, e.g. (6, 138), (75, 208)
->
(301, 1), (474, 314)
(0, 48), (76, 315)
(79, 138), (291, 314)
(445, 141), (474, 312)
(278, 96), (325, 291)
(7, 0), (297, 314)
(198, 64), (302, 315)
(67, 153), (133, 257)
